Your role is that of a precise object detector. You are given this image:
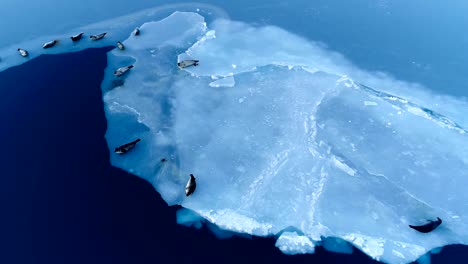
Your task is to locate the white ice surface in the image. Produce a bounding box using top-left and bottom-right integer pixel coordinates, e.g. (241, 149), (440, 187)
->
(0, 7), (467, 264)
(101, 12), (468, 264)
(275, 232), (315, 254)
(209, 76), (235, 88)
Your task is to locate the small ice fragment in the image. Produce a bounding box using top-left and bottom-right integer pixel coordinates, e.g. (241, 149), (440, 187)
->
(275, 232), (315, 255)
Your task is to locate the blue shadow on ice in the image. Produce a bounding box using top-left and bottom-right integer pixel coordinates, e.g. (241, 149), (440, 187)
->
(0, 47), (467, 264)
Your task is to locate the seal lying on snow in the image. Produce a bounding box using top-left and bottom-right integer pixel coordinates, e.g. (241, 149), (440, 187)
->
(17, 48), (29, 57)
(90, 32), (106, 41)
(116, 41), (125, 50)
(185, 174), (197, 197)
(178, 60), (199, 68)
(42, 40), (58, 49)
(114, 65), (134, 77)
(71, 32), (84, 41)
(114, 138), (141, 154)
(409, 217), (442, 233)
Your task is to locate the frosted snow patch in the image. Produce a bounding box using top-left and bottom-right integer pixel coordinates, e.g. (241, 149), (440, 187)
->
(344, 234), (385, 260)
(276, 232), (316, 254)
(198, 209), (273, 236)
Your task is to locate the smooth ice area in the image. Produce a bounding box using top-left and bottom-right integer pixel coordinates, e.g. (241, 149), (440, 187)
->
(100, 11), (468, 264)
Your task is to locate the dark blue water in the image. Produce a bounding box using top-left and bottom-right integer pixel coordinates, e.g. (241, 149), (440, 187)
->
(0, 47), (466, 264)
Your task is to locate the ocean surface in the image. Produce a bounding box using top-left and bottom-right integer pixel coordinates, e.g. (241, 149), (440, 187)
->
(0, 47), (467, 263)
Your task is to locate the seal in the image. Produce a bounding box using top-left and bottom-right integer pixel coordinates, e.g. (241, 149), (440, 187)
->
(133, 27), (140, 36)
(409, 217), (442, 233)
(42, 40), (58, 49)
(185, 174), (197, 197)
(114, 138), (141, 154)
(90, 33), (106, 41)
(178, 60), (199, 68)
(71, 32), (84, 41)
(17, 48), (29, 57)
(116, 41), (125, 50)
(114, 65), (134, 77)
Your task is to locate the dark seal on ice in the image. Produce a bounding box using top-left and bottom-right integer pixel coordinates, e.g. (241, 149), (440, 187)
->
(90, 33), (107, 41)
(114, 65), (134, 77)
(133, 27), (140, 36)
(409, 217), (442, 233)
(71, 32), (84, 41)
(114, 138), (141, 154)
(177, 60), (199, 68)
(116, 41), (125, 50)
(185, 174), (197, 197)
(17, 48), (29, 57)
(42, 40), (58, 49)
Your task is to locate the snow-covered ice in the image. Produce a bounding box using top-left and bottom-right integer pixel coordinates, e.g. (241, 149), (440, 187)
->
(275, 232), (316, 254)
(99, 11), (468, 264)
